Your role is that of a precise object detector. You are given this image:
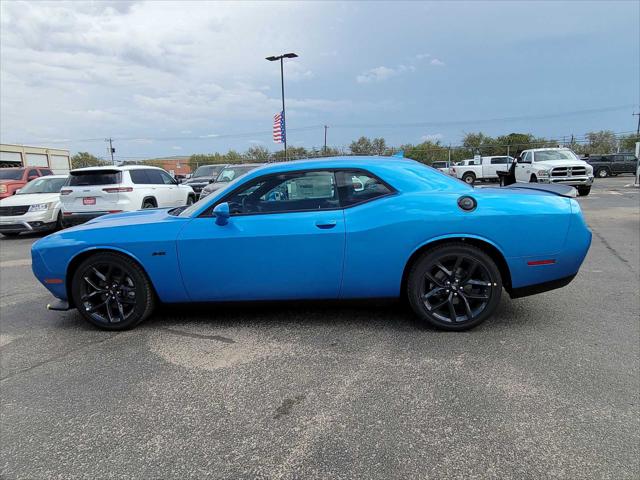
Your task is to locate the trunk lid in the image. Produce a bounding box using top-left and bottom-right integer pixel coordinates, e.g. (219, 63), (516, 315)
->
(61, 169), (123, 213)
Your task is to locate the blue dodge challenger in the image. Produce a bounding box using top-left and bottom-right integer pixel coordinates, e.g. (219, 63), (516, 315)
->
(32, 157), (591, 331)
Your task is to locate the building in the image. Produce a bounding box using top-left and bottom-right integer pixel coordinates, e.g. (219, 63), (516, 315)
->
(141, 156), (191, 176)
(0, 144), (71, 174)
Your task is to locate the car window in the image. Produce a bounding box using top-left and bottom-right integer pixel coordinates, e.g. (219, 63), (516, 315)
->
(490, 157), (510, 164)
(625, 155), (637, 161)
(613, 155), (625, 162)
(27, 169), (39, 178)
(69, 170), (122, 186)
(224, 171), (339, 215)
(336, 170), (393, 207)
(129, 169), (150, 184)
(159, 171), (175, 185)
(521, 152), (532, 163)
(40, 168), (53, 176)
(18, 176), (67, 194)
(144, 169), (165, 184)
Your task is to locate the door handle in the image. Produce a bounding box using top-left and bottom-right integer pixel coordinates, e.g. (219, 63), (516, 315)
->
(315, 220), (337, 229)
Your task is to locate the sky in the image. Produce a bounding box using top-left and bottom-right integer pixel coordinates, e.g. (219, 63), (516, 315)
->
(1, 0), (639, 160)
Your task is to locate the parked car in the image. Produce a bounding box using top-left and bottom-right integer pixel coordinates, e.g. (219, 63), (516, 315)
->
(0, 175), (67, 237)
(430, 161), (452, 173)
(450, 156), (514, 184)
(514, 148), (594, 196)
(182, 164), (227, 194)
(198, 163), (264, 199)
(32, 157), (591, 332)
(60, 165), (196, 227)
(583, 153), (638, 178)
(0, 166), (54, 199)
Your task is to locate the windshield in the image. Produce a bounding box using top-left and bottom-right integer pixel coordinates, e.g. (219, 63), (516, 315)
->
(193, 165), (223, 178)
(0, 169), (24, 180)
(18, 177), (67, 194)
(534, 150), (579, 162)
(216, 166), (254, 183)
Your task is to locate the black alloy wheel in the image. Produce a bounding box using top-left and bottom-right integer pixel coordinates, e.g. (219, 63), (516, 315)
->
(72, 252), (155, 330)
(408, 244), (502, 330)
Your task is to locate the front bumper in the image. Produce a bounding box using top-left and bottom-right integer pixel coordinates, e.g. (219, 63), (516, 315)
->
(0, 209), (59, 233)
(538, 175), (594, 186)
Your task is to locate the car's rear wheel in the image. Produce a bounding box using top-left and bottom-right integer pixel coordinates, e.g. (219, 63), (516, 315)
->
(462, 172), (476, 185)
(71, 252), (155, 330)
(407, 243), (502, 331)
(596, 168), (609, 178)
(142, 199), (156, 209)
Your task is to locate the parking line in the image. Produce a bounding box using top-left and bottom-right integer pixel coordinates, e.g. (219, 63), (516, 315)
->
(0, 258), (32, 268)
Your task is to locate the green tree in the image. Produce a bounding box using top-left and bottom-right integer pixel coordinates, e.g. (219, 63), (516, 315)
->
(618, 133), (640, 153)
(583, 130), (618, 155)
(371, 137), (388, 155)
(272, 147), (308, 161)
(349, 136), (374, 155)
(70, 152), (108, 169)
(188, 153), (227, 171)
(245, 146), (271, 162)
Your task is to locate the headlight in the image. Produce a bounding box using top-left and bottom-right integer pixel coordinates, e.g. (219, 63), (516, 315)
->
(537, 170), (549, 177)
(28, 202), (52, 212)
(586, 165), (593, 174)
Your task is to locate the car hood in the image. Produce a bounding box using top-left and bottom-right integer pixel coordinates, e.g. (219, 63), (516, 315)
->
(0, 192), (60, 205)
(185, 176), (216, 184)
(533, 159), (589, 169)
(67, 207), (179, 232)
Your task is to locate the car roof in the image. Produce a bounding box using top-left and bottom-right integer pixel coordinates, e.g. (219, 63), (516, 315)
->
(523, 147), (571, 152)
(70, 165), (166, 172)
(242, 156), (416, 174)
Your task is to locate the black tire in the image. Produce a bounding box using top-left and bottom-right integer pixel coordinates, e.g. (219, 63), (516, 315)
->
(54, 211), (63, 231)
(71, 252), (155, 330)
(462, 172), (476, 185)
(530, 174), (539, 183)
(1, 232), (20, 238)
(577, 186), (591, 196)
(407, 243), (502, 331)
(142, 199), (156, 209)
(596, 168), (609, 178)
(186, 195), (195, 206)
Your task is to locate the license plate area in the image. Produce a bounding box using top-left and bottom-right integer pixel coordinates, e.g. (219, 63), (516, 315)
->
(83, 197), (96, 205)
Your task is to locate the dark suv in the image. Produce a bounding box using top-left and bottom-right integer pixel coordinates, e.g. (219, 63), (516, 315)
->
(583, 154), (638, 178)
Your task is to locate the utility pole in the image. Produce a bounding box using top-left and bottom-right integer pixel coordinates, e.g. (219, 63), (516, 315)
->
(324, 125), (328, 154)
(633, 111), (640, 136)
(106, 138), (115, 165)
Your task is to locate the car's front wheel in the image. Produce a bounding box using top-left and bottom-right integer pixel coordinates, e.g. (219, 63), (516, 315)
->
(596, 168), (609, 178)
(407, 243), (502, 331)
(71, 252), (155, 330)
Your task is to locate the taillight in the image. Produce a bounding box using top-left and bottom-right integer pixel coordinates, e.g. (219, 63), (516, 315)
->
(60, 189), (72, 195)
(102, 187), (133, 193)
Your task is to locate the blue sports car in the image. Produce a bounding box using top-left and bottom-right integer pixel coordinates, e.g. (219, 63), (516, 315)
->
(31, 157), (591, 331)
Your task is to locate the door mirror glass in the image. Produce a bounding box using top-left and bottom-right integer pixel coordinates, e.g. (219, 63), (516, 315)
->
(213, 202), (230, 225)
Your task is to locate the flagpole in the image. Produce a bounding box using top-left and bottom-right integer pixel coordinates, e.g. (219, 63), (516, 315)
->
(266, 53), (298, 161)
(280, 57), (287, 160)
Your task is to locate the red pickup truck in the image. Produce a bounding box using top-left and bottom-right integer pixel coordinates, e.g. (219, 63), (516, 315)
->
(0, 167), (54, 199)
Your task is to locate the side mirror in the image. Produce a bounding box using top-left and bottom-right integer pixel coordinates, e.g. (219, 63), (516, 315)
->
(213, 202), (230, 226)
(208, 179), (215, 184)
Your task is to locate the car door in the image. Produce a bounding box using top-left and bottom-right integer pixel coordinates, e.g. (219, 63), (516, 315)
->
(624, 155), (637, 173)
(177, 170), (345, 301)
(143, 169), (172, 207)
(158, 170), (184, 205)
(515, 152), (532, 182)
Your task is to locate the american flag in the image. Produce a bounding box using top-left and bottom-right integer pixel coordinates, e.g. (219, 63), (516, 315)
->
(273, 111), (285, 143)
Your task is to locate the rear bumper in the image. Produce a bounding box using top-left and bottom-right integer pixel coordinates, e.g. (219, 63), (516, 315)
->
(61, 211), (110, 227)
(508, 274), (576, 299)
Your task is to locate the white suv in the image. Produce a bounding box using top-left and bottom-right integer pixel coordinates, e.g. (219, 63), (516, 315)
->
(60, 166), (195, 227)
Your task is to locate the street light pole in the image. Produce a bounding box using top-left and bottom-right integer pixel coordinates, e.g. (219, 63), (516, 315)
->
(266, 52), (298, 161)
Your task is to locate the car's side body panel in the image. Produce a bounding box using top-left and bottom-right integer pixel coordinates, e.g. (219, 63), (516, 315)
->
(31, 157), (592, 310)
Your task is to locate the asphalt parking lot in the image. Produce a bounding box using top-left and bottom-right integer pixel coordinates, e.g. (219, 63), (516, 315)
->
(1, 177), (638, 479)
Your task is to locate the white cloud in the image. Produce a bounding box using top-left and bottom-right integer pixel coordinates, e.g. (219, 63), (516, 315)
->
(171, 145), (182, 150)
(420, 133), (444, 142)
(416, 53), (431, 60)
(430, 58), (445, 66)
(356, 64), (416, 84)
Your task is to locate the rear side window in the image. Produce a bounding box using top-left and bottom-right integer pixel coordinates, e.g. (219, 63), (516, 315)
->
(69, 170), (122, 186)
(39, 168), (53, 176)
(27, 169), (39, 178)
(336, 170), (393, 207)
(490, 157), (510, 164)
